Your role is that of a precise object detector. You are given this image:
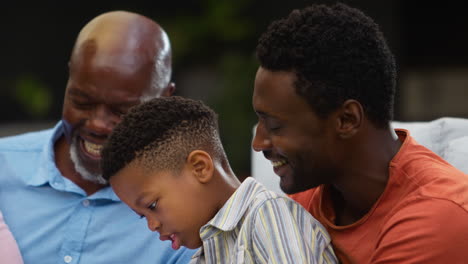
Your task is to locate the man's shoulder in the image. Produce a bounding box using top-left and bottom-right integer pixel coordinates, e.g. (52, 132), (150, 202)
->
(0, 128), (55, 152)
(395, 129), (467, 177)
(371, 195), (468, 263)
(381, 195), (468, 248)
(392, 143), (468, 210)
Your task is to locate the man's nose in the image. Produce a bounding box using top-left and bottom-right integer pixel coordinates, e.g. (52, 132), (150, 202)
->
(252, 123), (272, 152)
(87, 106), (119, 135)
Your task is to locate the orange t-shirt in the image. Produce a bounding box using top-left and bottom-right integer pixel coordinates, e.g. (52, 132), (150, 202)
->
(291, 130), (468, 264)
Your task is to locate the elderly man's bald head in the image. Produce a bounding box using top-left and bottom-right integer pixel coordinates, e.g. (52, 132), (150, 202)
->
(61, 11), (175, 186)
(70, 11), (173, 97)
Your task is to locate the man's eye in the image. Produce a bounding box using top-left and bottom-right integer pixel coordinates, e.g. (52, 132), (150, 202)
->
(263, 118), (282, 133)
(268, 125), (281, 131)
(266, 123), (282, 132)
(111, 107), (128, 117)
(148, 201), (157, 210)
(72, 100), (93, 109)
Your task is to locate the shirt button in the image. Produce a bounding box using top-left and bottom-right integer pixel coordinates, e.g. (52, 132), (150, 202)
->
(64, 255), (72, 263)
(82, 199), (90, 207)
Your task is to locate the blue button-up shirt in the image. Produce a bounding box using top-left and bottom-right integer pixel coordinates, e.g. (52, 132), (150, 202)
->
(0, 122), (195, 264)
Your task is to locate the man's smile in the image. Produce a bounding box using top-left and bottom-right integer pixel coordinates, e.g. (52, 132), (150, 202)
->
(82, 139), (104, 158)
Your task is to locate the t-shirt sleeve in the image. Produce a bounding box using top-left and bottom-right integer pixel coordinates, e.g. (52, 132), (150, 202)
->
(370, 197), (468, 264)
(250, 197), (337, 264)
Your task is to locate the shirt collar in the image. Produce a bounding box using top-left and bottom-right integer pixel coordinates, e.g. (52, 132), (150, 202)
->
(27, 121), (63, 187)
(199, 177), (265, 240)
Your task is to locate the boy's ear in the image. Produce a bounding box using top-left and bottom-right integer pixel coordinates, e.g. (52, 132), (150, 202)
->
(161, 82), (176, 96)
(186, 150), (214, 184)
(335, 99), (363, 139)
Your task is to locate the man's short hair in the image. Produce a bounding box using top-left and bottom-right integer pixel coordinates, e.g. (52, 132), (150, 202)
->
(256, 3), (396, 128)
(101, 96), (225, 180)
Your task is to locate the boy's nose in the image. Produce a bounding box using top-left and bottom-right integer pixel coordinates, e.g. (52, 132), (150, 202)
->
(147, 217), (161, 232)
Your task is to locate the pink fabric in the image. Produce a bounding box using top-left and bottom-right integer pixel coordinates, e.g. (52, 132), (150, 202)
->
(0, 211), (23, 264)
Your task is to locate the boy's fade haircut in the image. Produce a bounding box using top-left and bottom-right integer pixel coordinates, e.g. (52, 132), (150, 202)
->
(101, 96), (226, 180)
(256, 3), (396, 128)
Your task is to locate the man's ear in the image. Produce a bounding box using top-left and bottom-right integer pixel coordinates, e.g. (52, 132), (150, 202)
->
(335, 99), (363, 139)
(186, 150), (214, 184)
(162, 82), (176, 96)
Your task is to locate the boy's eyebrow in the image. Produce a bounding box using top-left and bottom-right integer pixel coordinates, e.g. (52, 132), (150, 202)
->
(135, 192), (151, 207)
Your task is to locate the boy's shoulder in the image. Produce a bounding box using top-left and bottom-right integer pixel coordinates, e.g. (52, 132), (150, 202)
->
(243, 177), (288, 204)
(245, 179), (310, 220)
(250, 187), (291, 207)
(236, 178), (337, 263)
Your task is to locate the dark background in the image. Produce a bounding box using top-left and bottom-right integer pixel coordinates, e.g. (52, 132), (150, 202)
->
(1, 0), (468, 179)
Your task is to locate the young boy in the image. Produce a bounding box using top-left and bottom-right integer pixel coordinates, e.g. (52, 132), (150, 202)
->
(101, 96), (337, 264)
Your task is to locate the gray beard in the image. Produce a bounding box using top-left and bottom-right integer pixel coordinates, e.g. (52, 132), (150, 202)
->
(69, 137), (107, 185)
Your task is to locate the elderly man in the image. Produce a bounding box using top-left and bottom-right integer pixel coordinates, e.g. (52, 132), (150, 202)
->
(0, 11), (195, 263)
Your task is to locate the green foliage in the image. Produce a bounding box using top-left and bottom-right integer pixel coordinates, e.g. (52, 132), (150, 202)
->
(161, 1), (259, 177)
(164, 0), (253, 63)
(13, 75), (53, 119)
(212, 53), (258, 179)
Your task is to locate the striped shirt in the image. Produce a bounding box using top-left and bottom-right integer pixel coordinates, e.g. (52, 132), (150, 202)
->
(190, 177), (337, 264)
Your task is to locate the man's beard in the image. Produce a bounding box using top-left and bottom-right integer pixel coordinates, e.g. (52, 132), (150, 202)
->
(69, 133), (107, 185)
